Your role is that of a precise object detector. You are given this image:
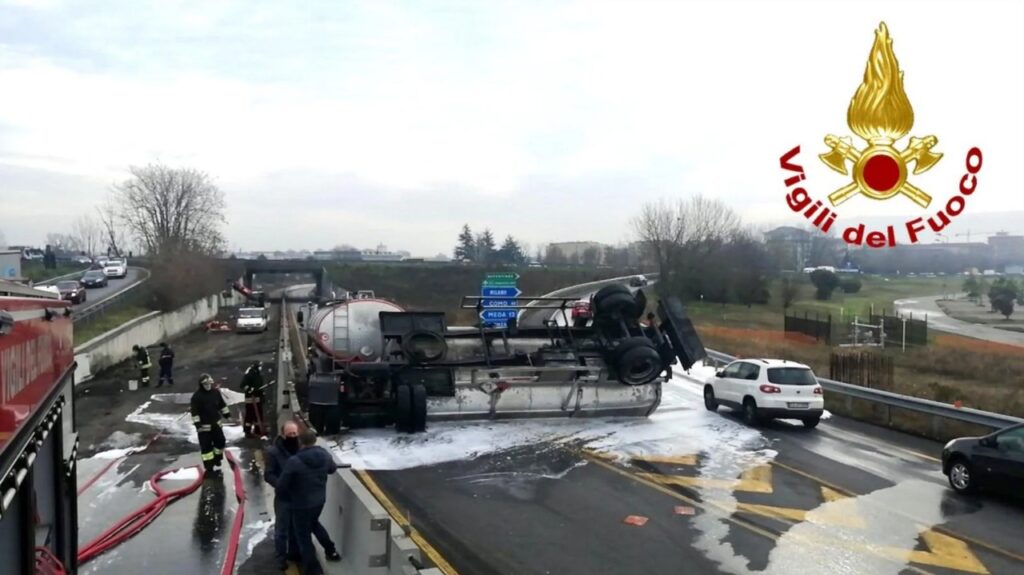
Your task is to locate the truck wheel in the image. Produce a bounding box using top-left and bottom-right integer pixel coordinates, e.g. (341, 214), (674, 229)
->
(411, 384), (427, 432)
(592, 284), (631, 311)
(395, 385), (413, 433)
(613, 337), (663, 386)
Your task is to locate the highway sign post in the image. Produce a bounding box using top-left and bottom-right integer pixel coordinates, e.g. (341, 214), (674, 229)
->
(480, 273), (520, 328)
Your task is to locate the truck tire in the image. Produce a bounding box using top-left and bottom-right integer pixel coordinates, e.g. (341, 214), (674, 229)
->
(395, 384), (413, 433)
(411, 384), (428, 432)
(613, 337), (663, 385)
(594, 292), (639, 320)
(592, 284), (631, 311)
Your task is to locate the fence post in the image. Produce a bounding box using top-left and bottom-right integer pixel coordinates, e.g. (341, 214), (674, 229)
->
(902, 318), (907, 352)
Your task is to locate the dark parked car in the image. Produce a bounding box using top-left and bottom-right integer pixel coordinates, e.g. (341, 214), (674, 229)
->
(942, 423), (1024, 496)
(80, 270), (109, 288)
(56, 281), (86, 304)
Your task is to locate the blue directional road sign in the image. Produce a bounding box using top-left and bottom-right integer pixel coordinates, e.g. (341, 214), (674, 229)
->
(481, 286), (522, 298)
(480, 309), (518, 322)
(481, 299), (517, 308)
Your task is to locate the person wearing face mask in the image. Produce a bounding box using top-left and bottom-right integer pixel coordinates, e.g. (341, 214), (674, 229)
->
(190, 373), (231, 476)
(264, 421), (340, 571)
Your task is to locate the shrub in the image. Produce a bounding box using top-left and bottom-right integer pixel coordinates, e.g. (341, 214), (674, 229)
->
(840, 278), (862, 294)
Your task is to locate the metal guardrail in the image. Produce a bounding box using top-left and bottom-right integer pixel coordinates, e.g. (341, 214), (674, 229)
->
(72, 268), (151, 326)
(37, 267), (91, 286)
(701, 349), (1024, 431)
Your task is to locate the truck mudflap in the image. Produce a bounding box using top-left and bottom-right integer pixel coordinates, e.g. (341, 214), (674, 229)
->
(425, 366), (663, 421)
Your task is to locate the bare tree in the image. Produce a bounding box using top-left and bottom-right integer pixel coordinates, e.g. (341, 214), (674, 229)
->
(97, 202), (129, 257)
(0, 228), (6, 249)
(70, 215), (103, 256)
(110, 164), (226, 256)
(630, 195), (742, 286)
(46, 232), (79, 252)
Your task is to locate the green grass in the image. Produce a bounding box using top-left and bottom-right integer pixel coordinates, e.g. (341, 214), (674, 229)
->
(22, 262), (88, 283)
(683, 275), (955, 329)
(74, 305), (152, 346)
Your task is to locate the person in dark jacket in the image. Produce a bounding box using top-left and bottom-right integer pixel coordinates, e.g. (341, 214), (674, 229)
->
(241, 361), (266, 438)
(190, 374), (231, 476)
(158, 342), (175, 387)
(264, 421), (340, 570)
(296, 308), (304, 328)
(133, 344), (151, 387)
(278, 428), (339, 575)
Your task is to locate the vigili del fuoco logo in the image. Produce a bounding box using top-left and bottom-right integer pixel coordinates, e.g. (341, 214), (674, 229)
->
(780, 22), (983, 248)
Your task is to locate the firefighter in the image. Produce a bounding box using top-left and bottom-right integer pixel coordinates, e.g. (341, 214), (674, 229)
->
(296, 307), (304, 328)
(132, 344), (151, 387)
(157, 342), (175, 387)
(190, 374), (231, 476)
(242, 361), (266, 438)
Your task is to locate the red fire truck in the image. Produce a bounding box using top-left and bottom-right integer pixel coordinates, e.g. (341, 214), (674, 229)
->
(0, 282), (78, 573)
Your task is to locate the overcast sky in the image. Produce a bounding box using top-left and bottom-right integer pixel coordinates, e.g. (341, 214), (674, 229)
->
(1, 0), (1021, 256)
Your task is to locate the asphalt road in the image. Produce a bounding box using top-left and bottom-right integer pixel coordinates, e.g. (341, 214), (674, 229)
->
(365, 381), (1024, 575)
(75, 302), (284, 575)
(896, 294), (1024, 347)
(353, 282), (1024, 575)
(73, 266), (146, 312)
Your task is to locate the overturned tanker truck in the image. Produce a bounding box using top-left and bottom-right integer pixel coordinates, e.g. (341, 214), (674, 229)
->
(304, 284), (706, 434)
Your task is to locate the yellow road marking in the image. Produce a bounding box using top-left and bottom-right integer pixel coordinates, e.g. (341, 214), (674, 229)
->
(638, 464), (773, 494)
(356, 469), (460, 575)
(900, 530), (991, 575)
(820, 485), (845, 503)
(772, 459), (1024, 565)
(587, 455), (940, 575)
(731, 501), (867, 529)
(629, 454), (698, 466)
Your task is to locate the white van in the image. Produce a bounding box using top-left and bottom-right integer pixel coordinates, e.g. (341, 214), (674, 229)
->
(235, 307), (269, 333)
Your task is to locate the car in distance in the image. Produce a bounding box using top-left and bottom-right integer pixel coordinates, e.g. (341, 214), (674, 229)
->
(628, 275), (648, 287)
(102, 258), (128, 279)
(704, 359), (824, 428)
(235, 307), (269, 333)
(80, 269), (109, 288)
(942, 423), (1024, 497)
(571, 299), (592, 327)
(56, 281), (87, 304)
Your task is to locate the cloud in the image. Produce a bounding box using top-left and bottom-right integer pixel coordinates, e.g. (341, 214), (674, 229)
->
(0, 0), (1021, 253)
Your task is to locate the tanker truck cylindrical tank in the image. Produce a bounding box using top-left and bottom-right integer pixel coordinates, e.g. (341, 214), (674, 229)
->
(309, 299), (404, 361)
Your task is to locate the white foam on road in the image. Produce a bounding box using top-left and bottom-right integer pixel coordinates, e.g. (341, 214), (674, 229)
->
(331, 365), (770, 471)
(91, 447), (143, 460)
(126, 400), (245, 445)
(161, 467), (202, 481)
(243, 519), (276, 558)
(151, 388), (246, 406)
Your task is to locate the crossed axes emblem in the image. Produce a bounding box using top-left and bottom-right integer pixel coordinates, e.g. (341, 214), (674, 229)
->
(819, 134), (943, 209)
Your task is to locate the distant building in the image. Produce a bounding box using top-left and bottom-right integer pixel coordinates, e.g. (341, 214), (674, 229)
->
(988, 232), (1024, 267)
(764, 226), (811, 271)
(1, 250), (22, 280)
(360, 244), (409, 262)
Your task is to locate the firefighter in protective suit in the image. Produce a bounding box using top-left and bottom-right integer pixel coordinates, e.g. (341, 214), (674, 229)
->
(132, 344), (151, 387)
(190, 374), (231, 476)
(241, 361), (267, 438)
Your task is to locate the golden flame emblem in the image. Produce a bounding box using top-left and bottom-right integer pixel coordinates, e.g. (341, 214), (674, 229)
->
(820, 22), (942, 208)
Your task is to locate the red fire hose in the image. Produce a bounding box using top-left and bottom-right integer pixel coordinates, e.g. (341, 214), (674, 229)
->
(220, 450), (247, 575)
(76, 452), (248, 571)
(77, 464), (205, 564)
(77, 411), (189, 497)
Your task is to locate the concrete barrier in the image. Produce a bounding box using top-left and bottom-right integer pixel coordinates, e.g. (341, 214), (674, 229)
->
(73, 294), (224, 383)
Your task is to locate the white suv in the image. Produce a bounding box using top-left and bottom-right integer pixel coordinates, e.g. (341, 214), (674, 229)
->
(704, 359), (824, 428)
(103, 258), (127, 279)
